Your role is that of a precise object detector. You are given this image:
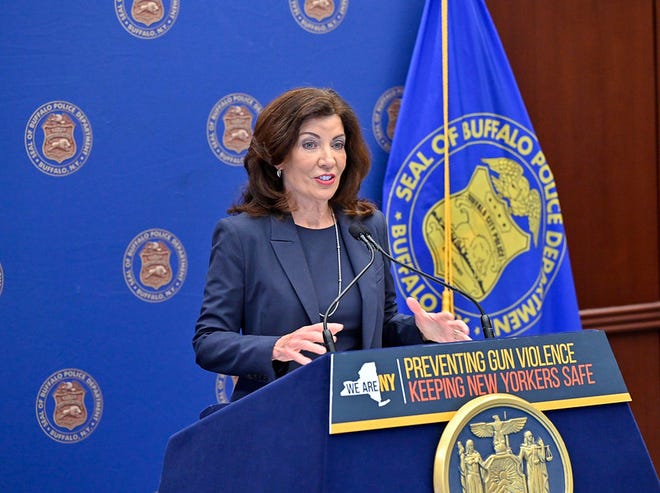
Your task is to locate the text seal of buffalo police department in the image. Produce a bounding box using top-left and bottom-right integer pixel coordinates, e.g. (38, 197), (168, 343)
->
(24, 101), (93, 177)
(289, 0), (349, 34)
(123, 228), (187, 303)
(372, 86), (403, 152)
(385, 113), (569, 337)
(35, 368), (104, 444)
(114, 0), (180, 39)
(207, 93), (263, 166)
(434, 393), (572, 493)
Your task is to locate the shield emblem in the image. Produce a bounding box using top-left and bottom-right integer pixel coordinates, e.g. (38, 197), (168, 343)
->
(139, 241), (172, 289)
(482, 453), (527, 492)
(304, 0), (335, 21)
(132, 0), (164, 26)
(42, 113), (76, 163)
(53, 381), (87, 430)
(386, 98), (401, 140)
(424, 166), (530, 301)
(222, 105), (253, 153)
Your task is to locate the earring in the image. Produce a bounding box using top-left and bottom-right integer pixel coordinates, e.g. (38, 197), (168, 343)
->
(276, 168), (282, 178)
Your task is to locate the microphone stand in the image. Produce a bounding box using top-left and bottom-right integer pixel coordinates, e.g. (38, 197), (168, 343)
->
(321, 232), (376, 352)
(360, 231), (495, 339)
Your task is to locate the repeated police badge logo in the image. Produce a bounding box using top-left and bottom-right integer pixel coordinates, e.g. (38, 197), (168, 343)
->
(372, 86), (403, 153)
(289, 0), (348, 34)
(434, 393), (572, 493)
(114, 0), (179, 39)
(123, 228), (187, 302)
(0, 262), (4, 296)
(385, 113), (568, 336)
(35, 368), (103, 444)
(215, 374), (238, 404)
(24, 101), (93, 177)
(207, 93), (262, 166)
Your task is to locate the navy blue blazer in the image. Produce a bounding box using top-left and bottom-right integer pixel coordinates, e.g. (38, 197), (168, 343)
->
(193, 209), (422, 399)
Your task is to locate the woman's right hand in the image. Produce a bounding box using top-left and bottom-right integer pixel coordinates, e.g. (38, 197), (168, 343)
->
(272, 322), (343, 365)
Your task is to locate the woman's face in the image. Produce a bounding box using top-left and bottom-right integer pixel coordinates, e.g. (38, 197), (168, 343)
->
(278, 114), (347, 210)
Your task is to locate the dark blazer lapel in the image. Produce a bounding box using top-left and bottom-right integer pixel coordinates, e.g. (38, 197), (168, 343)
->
(269, 215), (320, 324)
(337, 212), (379, 348)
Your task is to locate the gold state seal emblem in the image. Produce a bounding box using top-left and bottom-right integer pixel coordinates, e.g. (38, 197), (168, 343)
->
(434, 393), (572, 493)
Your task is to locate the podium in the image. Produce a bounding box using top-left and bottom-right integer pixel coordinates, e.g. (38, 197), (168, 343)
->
(158, 332), (658, 492)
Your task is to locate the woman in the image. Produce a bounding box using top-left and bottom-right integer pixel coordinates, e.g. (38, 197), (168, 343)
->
(193, 87), (470, 400)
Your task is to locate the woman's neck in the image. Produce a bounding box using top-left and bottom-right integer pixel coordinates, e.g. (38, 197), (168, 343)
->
(291, 203), (335, 229)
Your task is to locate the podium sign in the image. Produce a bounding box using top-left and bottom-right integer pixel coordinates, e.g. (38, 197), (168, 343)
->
(329, 330), (630, 434)
(160, 330), (657, 493)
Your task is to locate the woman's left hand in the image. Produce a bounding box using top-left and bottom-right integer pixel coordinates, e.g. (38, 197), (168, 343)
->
(406, 297), (472, 343)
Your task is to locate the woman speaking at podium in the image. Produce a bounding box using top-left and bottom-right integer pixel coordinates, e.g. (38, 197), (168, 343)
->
(193, 87), (470, 401)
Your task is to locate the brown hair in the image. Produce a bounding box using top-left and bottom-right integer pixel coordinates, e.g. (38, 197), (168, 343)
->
(228, 87), (376, 217)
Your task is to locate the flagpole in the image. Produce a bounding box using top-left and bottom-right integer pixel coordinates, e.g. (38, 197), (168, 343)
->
(441, 0), (454, 313)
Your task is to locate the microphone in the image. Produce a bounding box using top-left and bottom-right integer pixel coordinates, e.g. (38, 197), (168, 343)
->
(350, 223), (495, 339)
(320, 223), (376, 352)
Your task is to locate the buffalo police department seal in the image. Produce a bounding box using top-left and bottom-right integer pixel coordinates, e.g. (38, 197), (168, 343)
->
(215, 374), (238, 404)
(434, 393), (572, 493)
(372, 86), (403, 152)
(0, 262), (4, 296)
(35, 368), (103, 444)
(123, 228), (187, 302)
(289, 0), (348, 34)
(207, 93), (262, 166)
(115, 0), (179, 39)
(24, 101), (93, 177)
(385, 113), (568, 337)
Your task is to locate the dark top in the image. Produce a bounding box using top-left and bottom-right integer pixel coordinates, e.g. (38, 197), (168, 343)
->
(295, 224), (362, 352)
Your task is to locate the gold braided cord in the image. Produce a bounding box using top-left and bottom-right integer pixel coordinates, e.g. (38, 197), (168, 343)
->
(441, 0), (454, 313)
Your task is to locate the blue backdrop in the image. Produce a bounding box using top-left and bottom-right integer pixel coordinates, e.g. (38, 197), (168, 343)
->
(0, 2), (425, 492)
